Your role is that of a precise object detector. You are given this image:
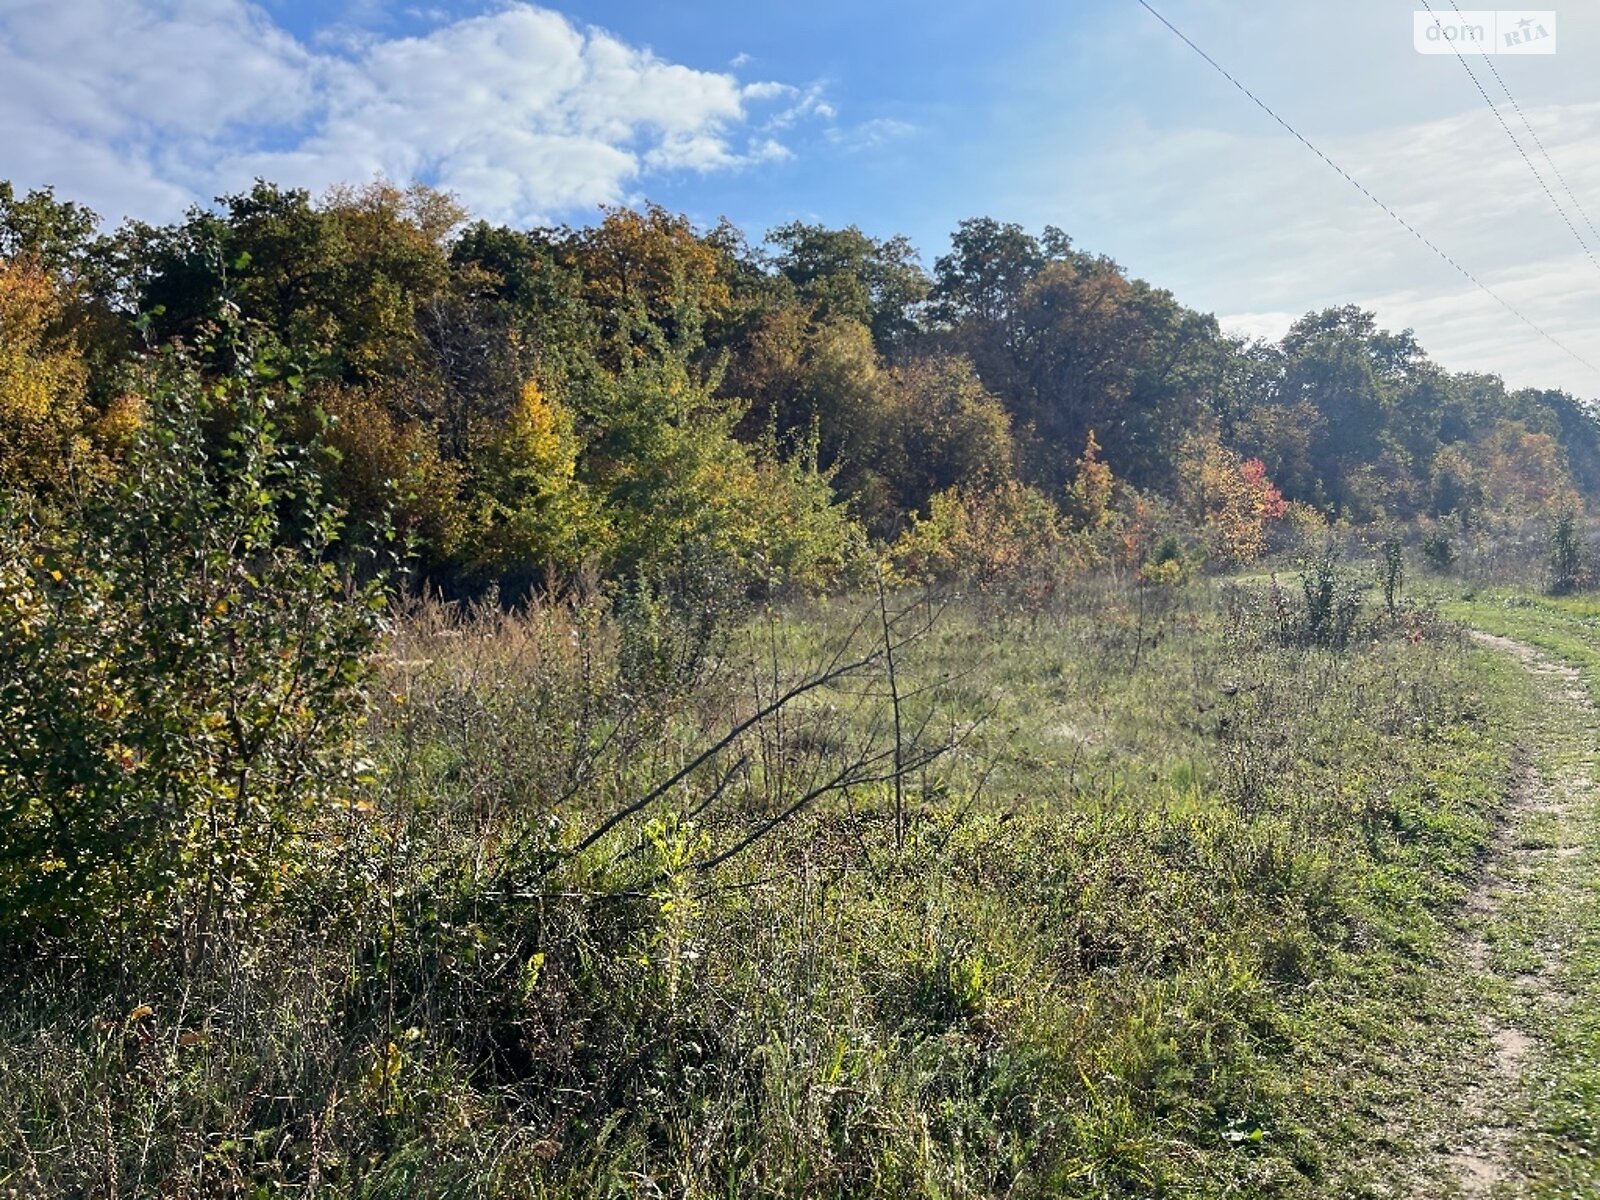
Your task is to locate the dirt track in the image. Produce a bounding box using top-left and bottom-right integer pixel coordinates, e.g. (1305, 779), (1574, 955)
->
(1441, 633), (1596, 1197)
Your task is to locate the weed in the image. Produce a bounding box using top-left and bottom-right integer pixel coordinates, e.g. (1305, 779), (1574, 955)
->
(1548, 508), (1586, 595)
(0, 577), (1525, 1196)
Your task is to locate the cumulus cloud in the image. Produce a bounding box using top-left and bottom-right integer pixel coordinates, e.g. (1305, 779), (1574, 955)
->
(0, 0), (812, 226)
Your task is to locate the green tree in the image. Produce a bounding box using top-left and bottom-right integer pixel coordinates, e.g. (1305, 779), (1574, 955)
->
(931, 216), (1047, 330)
(767, 221), (930, 352)
(0, 182), (100, 276)
(872, 353), (1015, 526)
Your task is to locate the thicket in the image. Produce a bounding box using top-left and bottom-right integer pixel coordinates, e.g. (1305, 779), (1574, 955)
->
(0, 341), (384, 962)
(2, 179), (1595, 603)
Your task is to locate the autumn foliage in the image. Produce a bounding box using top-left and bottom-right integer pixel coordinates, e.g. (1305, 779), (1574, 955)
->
(0, 256), (92, 491)
(1177, 431), (1288, 565)
(2, 179), (1596, 601)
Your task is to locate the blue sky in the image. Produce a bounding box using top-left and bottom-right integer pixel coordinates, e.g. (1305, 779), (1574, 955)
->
(3, 0), (1598, 394)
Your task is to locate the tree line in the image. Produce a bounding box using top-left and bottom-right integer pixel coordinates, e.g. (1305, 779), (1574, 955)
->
(2, 177), (1594, 597)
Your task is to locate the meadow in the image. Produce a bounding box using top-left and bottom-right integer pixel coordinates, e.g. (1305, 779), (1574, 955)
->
(4, 562), (1571, 1199)
(7, 156), (1600, 1200)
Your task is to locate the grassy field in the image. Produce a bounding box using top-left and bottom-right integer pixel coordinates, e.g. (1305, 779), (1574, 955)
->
(0, 574), (1566, 1197)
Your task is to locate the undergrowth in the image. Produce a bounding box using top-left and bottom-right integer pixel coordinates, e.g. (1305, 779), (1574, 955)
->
(0, 579), (1521, 1198)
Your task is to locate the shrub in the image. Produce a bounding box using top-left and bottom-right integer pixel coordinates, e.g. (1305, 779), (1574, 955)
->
(1139, 532), (1192, 586)
(1063, 430), (1115, 533)
(1377, 531), (1404, 614)
(1298, 551), (1363, 648)
(889, 480), (1064, 601)
(1259, 550), (1363, 650)
(1420, 531), (1456, 574)
(1548, 508), (1586, 595)
(1176, 431), (1287, 566)
(0, 349), (384, 957)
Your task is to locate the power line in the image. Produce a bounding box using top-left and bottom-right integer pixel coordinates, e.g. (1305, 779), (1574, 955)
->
(1131, 0), (1600, 383)
(1447, 0), (1600, 250)
(1418, 0), (1600, 282)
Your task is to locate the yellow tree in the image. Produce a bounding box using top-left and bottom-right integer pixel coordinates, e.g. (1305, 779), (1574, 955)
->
(0, 256), (93, 492)
(1477, 422), (1580, 516)
(570, 205), (733, 357)
(1063, 429), (1115, 532)
(465, 379), (609, 579)
(1177, 431), (1287, 565)
(313, 383), (465, 564)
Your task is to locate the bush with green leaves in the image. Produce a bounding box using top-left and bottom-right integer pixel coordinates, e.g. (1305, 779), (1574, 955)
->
(1420, 530), (1456, 574)
(0, 348), (385, 958)
(1548, 508), (1586, 595)
(1377, 530), (1404, 613)
(1251, 550), (1366, 651)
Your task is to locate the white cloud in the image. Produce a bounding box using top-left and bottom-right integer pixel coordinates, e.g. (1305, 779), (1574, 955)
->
(1064, 99), (1600, 394)
(993, 0), (1600, 395)
(742, 80), (793, 102)
(1217, 311), (1300, 345)
(763, 83), (835, 131)
(747, 138), (793, 163)
(0, 0), (811, 226)
(825, 117), (919, 153)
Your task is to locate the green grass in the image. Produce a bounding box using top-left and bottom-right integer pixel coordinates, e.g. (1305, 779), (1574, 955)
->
(0, 579), (1545, 1197)
(1441, 590), (1600, 705)
(1436, 592), (1600, 1197)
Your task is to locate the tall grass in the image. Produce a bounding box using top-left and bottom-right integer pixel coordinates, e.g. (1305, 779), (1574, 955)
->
(0, 578), (1519, 1197)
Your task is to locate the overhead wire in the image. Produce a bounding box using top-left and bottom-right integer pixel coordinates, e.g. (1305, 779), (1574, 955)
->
(1448, 0), (1600, 248)
(1131, 0), (1600, 383)
(1418, 0), (1600, 281)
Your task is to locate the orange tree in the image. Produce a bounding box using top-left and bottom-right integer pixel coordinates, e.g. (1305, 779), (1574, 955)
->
(1177, 430), (1287, 565)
